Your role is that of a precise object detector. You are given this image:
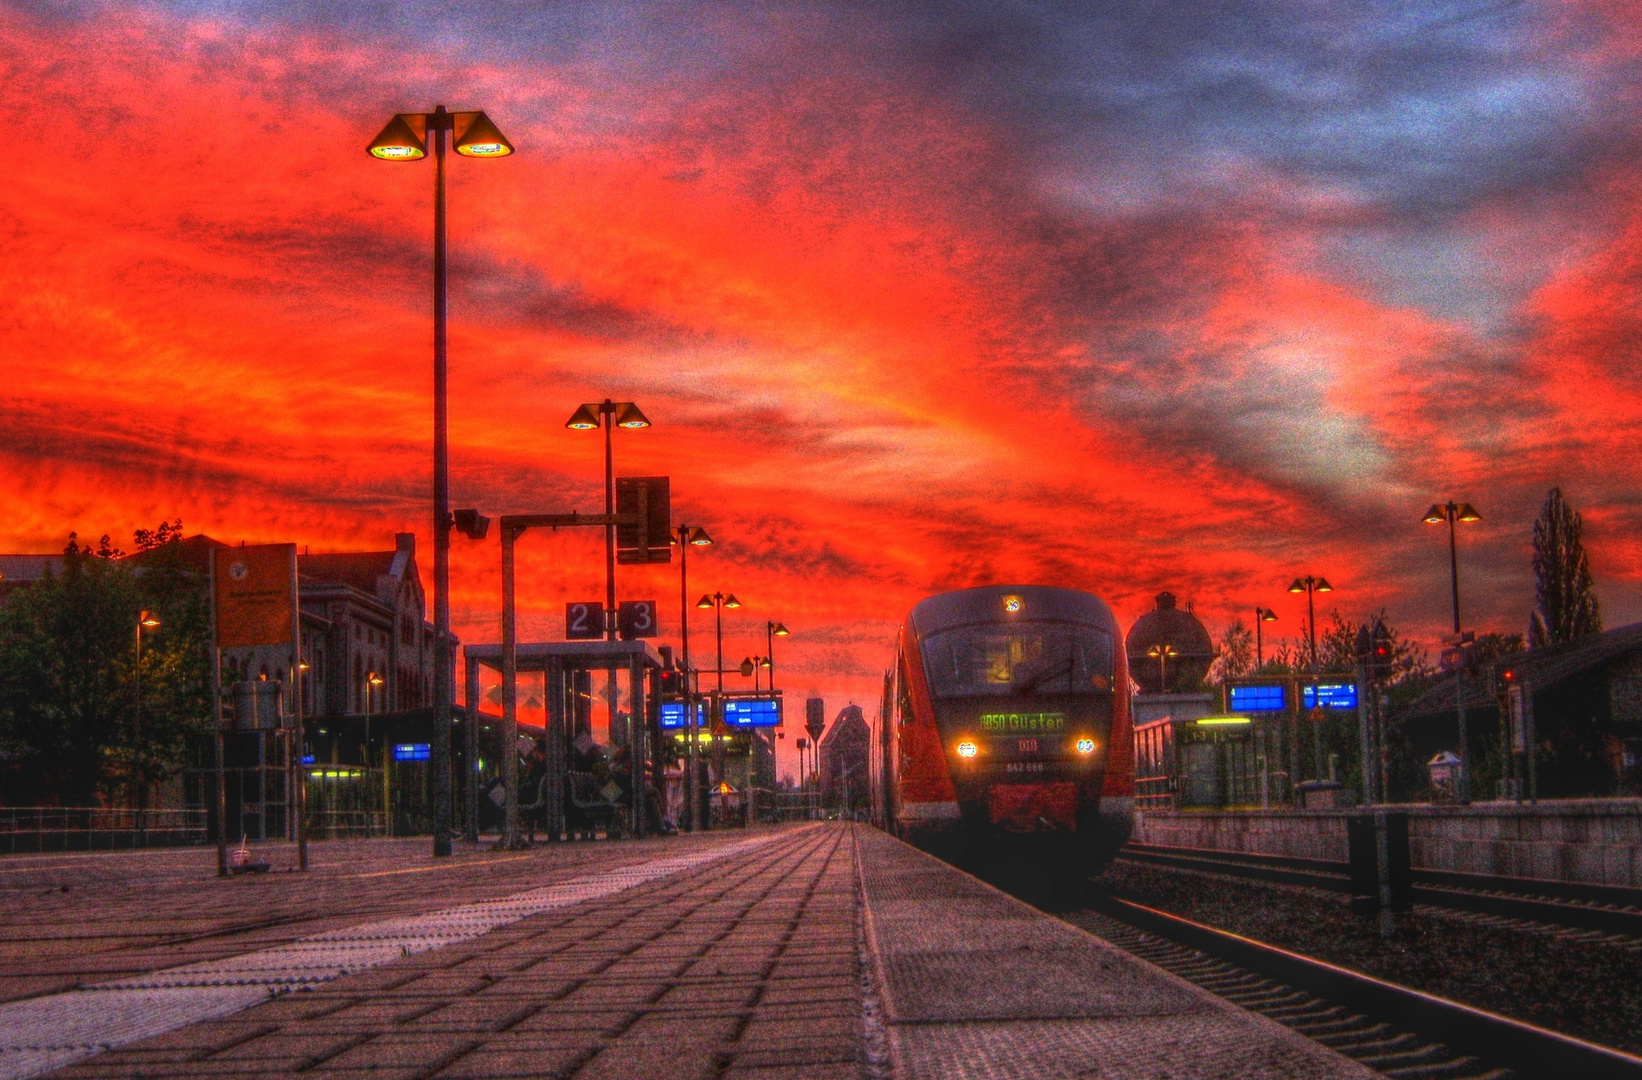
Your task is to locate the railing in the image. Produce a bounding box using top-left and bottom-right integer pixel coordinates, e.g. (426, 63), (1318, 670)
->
(1135, 775), (1177, 809)
(0, 807), (209, 852)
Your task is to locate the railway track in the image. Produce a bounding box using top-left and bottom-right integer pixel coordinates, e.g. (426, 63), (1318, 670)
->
(1069, 896), (1642, 1080)
(1118, 843), (1642, 939)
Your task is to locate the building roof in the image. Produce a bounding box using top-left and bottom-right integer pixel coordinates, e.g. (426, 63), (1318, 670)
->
(0, 554), (64, 584)
(300, 552), (398, 597)
(820, 704), (870, 748)
(1407, 621), (1642, 716)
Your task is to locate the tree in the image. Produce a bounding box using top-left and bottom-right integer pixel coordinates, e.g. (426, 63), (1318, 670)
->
(1209, 619), (1254, 685)
(1529, 487), (1602, 647)
(0, 525), (211, 805)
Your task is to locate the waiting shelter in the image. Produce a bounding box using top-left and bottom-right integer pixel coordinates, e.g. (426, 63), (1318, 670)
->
(464, 640), (665, 841)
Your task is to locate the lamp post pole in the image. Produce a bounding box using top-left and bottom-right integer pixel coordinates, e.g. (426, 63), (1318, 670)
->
(369, 103), (514, 859)
(1255, 607), (1276, 668)
(1288, 575), (1334, 786)
(1426, 501), (1480, 803)
(675, 524), (715, 833)
(133, 612), (159, 835)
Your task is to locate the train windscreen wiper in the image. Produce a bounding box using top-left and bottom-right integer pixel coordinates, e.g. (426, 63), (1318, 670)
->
(1013, 657), (1074, 694)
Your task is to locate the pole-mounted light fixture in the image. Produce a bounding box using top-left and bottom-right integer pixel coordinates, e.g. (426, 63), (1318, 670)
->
(1424, 499), (1481, 803)
(369, 102), (513, 859)
(1287, 576), (1334, 673)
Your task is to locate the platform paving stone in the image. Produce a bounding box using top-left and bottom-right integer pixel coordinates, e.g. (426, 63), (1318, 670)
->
(33, 824), (863, 1079)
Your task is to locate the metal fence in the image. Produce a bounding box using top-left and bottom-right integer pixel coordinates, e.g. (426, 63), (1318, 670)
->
(0, 807), (208, 853)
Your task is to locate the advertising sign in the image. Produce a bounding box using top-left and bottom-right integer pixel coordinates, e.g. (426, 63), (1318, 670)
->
(213, 544), (296, 648)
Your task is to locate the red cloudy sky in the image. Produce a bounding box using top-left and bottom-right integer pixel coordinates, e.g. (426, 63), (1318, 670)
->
(4, 1), (1641, 766)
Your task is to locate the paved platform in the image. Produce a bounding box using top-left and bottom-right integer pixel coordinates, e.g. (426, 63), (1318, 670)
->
(0, 825), (1379, 1079)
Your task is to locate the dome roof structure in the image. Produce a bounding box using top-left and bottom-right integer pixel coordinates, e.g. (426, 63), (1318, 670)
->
(1126, 592), (1215, 694)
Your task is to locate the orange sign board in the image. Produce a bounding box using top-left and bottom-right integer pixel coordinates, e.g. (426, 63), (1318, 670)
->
(214, 544), (296, 648)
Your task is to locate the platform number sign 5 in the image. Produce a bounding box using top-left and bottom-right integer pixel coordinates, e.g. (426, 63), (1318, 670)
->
(565, 602), (605, 641)
(618, 600), (659, 640)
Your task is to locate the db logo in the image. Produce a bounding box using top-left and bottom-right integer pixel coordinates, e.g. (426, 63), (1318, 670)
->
(229, 561), (249, 581)
(1018, 738), (1038, 753)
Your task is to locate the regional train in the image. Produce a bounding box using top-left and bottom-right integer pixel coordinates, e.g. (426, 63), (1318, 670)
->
(870, 585), (1133, 895)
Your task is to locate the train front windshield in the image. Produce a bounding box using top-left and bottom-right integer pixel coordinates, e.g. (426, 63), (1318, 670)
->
(921, 623), (1115, 698)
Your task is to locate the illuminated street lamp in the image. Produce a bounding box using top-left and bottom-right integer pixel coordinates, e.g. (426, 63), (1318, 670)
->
(133, 611), (161, 816)
(1145, 643), (1179, 690)
(740, 655), (772, 692)
(696, 592), (742, 693)
(364, 671), (384, 775)
(369, 104), (513, 859)
(674, 524), (713, 833)
(766, 622), (790, 687)
(1424, 501), (1481, 803)
(1423, 503), (1481, 634)
(1286, 576), (1334, 672)
(1255, 607), (1277, 668)
(567, 400), (652, 639)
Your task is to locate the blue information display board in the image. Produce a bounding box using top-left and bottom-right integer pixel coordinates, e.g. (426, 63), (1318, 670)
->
(659, 702), (706, 730)
(1303, 683), (1358, 710)
(1229, 685), (1286, 712)
(393, 743), (431, 762)
(724, 698), (781, 727)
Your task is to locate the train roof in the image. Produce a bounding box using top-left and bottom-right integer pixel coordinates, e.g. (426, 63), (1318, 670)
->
(908, 585), (1120, 640)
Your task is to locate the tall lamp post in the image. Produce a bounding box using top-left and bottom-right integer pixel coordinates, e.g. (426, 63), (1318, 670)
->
(695, 592), (743, 693)
(1286, 576), (1334, 673)
(1424, 501), (1481, 802)
(1288, 575), (1334, 786)
(674, 524), (713, 832)
(566, 400), (652, 638)
(1254, 607), (1277, 668)
(765, 622), (790, 687)
(696, 591), (741, 820)
(133, 611), (161, 824)
(369, 104), (514, 858)
(1145, 643), (1178, 690)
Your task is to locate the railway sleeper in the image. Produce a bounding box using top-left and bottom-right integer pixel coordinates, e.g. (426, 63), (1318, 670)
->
(1358, 1043), (1451, 1069)
(1267, 1002), (1347, 1024)
(1224, 989), (1309, 1008)
(1380, 1058), (1502, 1080)
(1323, 1031), (1421, 1056)
(1296, 1017), (1384, 1040)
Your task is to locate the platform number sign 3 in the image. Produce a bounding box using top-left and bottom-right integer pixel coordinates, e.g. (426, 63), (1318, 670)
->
(565, 602), (605, 640)
(618, 600), (659, 640)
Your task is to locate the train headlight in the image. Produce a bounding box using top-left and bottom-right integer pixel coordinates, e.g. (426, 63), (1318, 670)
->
(1075, 738), (1095, 754)
(956, 741), (978, 758)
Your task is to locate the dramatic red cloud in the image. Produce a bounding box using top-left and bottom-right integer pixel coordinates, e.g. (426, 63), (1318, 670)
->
(3, 3), (1642, 776)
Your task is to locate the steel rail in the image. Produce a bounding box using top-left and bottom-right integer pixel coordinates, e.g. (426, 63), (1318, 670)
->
(1118, 844), (1642, 937)
(1078, 895), (1642, 1080)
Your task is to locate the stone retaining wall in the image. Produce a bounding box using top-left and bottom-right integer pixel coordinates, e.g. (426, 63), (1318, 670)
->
(1131, 799), (1642, 888)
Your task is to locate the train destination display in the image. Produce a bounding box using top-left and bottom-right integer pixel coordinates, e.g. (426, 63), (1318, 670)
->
(978, 711), (1066, 734)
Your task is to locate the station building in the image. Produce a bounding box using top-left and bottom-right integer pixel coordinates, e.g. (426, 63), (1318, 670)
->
(1404, 622), (1642, 799)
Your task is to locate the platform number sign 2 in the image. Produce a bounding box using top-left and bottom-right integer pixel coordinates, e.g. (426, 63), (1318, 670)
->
(618, 600), (659, 640)
(565, 602), (605, 641)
